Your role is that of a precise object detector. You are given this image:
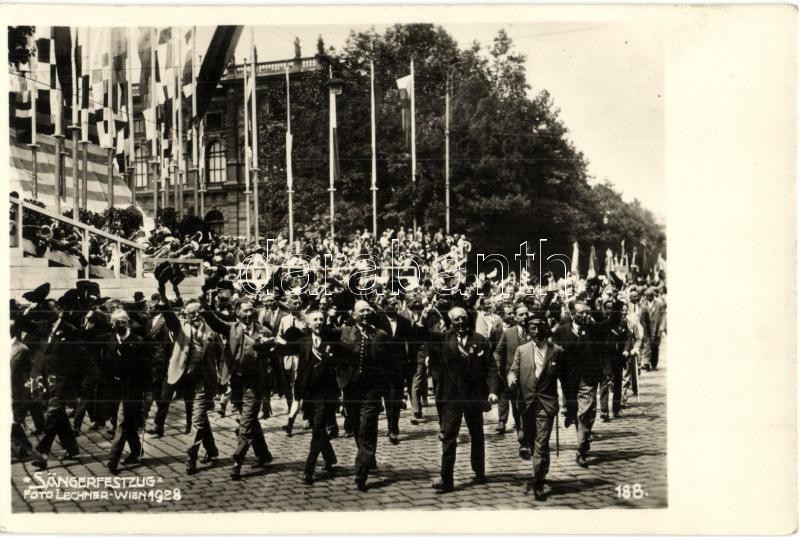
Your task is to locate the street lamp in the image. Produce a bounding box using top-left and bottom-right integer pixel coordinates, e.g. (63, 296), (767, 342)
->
(327, 76), (343, 239)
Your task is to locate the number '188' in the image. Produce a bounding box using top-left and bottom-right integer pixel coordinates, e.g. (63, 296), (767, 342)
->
(615, 484), (646, 499)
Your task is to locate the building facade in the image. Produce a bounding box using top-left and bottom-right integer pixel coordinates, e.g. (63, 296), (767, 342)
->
(131, 54), (324, 237)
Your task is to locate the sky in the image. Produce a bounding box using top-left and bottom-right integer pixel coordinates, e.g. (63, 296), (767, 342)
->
(154, 21), (666, 219)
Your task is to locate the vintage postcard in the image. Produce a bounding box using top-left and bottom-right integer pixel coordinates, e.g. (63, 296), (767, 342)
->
(0, 3), (795, 534)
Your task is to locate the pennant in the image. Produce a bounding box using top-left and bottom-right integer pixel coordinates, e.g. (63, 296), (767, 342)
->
(182, 27), (194, 99)
(396, 73), (412, 149)
(570, 241), (579, 277)
(196, 26), (243, 120)
(137, 28), (154, 109)
(587, 245), (598, 279)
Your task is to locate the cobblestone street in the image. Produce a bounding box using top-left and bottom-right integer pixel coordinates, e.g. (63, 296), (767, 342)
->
(12, 344), (666, 512)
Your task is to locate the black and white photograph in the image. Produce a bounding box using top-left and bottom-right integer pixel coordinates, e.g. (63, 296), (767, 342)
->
(0, 4), (793, 530)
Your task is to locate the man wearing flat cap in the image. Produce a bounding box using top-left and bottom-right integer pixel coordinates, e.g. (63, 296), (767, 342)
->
(506, 312), (563, 500)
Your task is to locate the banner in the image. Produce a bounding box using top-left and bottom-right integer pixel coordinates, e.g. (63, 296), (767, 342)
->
(196, 26), (243, 120)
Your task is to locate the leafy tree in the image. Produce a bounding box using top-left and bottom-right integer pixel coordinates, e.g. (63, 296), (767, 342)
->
(253, 24), (665, 273)
(8, 26), (34, 69)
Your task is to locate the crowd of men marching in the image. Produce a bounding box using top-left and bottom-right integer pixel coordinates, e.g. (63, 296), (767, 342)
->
(10, 242), (666, 501)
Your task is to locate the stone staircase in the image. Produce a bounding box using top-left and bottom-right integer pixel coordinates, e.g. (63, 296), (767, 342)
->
(10, 247), (204, 303)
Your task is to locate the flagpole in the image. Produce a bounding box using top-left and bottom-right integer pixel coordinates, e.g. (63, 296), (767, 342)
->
(80, 29), (89, 211)
(410, 58), (416, 234)
(106, 32), (114, 211)
(190, 27), (199, 216)
(197, 52), (205, 217)
(444, 68), (451, 235)
(53, 31), (64, 214)
(175, 26), (183, 218)
(69, 28), (81, 219)
(126, 27), (136, 208)
(370, 60), (378, 239)
(250, 28), (260, 246)
(242, 54), (251, 243)
(28, 56), (39, 199)
(149, 27), (159, 221)
(176, 27), (184, 217)
(171, 26), (179, 217)
(286, 66), (294, 245)
(327, 66), (336, 240)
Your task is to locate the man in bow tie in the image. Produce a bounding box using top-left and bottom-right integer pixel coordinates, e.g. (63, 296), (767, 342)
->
(430, 307), (499, 494)
(296, 310), (339, 484)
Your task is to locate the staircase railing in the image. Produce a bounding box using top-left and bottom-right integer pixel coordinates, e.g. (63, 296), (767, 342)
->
(10, 196), (203, 280)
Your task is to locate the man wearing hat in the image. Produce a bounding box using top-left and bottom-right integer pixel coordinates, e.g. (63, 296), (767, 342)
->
(27, 298), (83, 469)
(506, 312), (563, 500)
(430, 307), (499, 493)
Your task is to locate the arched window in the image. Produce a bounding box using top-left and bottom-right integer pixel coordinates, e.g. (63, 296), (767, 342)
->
(135, 146), (148, 188)
(206, 141), (226, 184)
(205, 209), (225, 236)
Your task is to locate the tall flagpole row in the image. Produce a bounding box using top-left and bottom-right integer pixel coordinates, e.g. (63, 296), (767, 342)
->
(250, 27), (260, 246)
(242, 53), (251, 244)
(370, 60), (378, 239)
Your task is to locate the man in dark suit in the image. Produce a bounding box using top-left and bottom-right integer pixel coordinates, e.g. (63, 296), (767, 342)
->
(493, 304), (529, 446)
(430, 307), (499, 493)
(338, 300), (389, 491)
(147, 295), (193, 438)
(28, 299), (82, 469)
(158, 295), (222, 475)
(295, 310), (339, 485)
(375, 295), (412, 444)
(105, 309), (149, 474)
(507, 313), (563, 500)
(202, 298), (274, 480)
(552, 301), (606, 468)
(10, 316), (46, 465)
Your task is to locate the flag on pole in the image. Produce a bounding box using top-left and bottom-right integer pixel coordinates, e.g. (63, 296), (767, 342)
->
(137, 28), (154, 108)
(195, 26), (243, 121)
(396, 73), (412, 149)
(33, 26), (60, 137)
(370, 60), (377, 191)
(242, 54), (251, 193)
(570, 241), (579, 277)
(182, 27), (195, 99)
(587, 245), (598, 279)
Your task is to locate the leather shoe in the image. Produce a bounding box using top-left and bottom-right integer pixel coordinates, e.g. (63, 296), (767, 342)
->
(184, 424), (192, 435)
(519, 447), (531, 461)
(388, 433), (400, 445)
(344, 431), (354, 439)
(576, 454), (589, 468)
(229, 464), (242, 480)
(147, 428), (164, 438)
(186, 458), (198, 475)
(613, 411), (620, 418)
(252, 452), (273, 467)
(564, 416), (575, 428)
(355, 477), (368, 492)
(431, 478), (454, 494)
(527, 482), (546, 501)
(601, 413), (610, 423)
(31, 455), (48, 470)
(495, 423), (506, 435)
(61, 448), (80, 461)
(123, 453), (142, 465)
(201, 451), (219, 464)
(472, 473), (488, 485)
(323, 461), (338, 473)
(107, 462), (120, 475)
(303, 473), (314, 485)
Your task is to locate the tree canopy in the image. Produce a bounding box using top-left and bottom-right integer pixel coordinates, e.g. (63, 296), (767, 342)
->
(254, 24), (665, 274)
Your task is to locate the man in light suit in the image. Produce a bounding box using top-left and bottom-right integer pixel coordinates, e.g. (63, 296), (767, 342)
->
(157, 292), (221, 475)
(643, 288), (666, 371)
(507, 313), (562, 500)
(493, 304), (529, 446)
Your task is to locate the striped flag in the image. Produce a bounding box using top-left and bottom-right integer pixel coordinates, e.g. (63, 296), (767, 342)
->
(33, 26), (60, 138)
(587, 245), (598, 279)
(196, 26), (243, 121)
(9, 132), (132, 212)
(182, 27), (195, 99)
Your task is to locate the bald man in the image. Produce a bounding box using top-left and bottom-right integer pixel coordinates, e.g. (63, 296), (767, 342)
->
(430, 307), (499, 493)
(338, 300), (389, 492)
